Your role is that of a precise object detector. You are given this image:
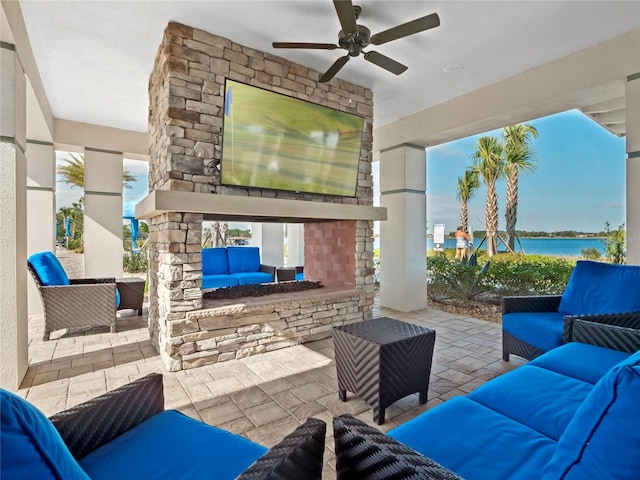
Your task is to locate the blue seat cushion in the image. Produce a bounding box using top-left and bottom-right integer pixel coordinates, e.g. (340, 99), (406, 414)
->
(0, 389), (89, 480)
(79, 410), (268, 480)
(28, 251), (71, 286)
(232, 272), (273, 286)
(295, 272), (304, 281)
(202, 248), (229, 275)
(468, 365), (592, 441)
(227, 247), (261, 274)
(388, 396), (556, 480)
(559, 260), (640, 315)
(202, 274), (239, 289)
(530, 342), (631, 384)
(502, 311), (566, 352)
(542, 350), (640, 479)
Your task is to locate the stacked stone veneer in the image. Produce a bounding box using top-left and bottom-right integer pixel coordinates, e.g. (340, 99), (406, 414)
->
(148, 22), (375, 371)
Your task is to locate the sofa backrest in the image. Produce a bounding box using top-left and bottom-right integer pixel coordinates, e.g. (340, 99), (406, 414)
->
(227, 247), (261, 274)
(558, 261), (640, 315)
(542, 349), (640, 479)
(0, 389), (90, 480)
(28, 251), (71, 287)
(202, 248), (229, 275)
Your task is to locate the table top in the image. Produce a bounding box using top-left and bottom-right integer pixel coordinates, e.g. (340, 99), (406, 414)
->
(334, 317), (434, 345)
(116, 277), (146, 284)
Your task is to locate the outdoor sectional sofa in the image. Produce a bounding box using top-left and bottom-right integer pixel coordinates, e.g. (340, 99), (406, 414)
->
(333, 318), (640, 479)
(201, 246), (276, 289)
(0, 373), (326, 480)
(502, 260), (640, 361)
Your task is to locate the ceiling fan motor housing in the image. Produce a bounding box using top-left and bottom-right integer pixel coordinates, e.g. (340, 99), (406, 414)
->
(338, 24), (371, 56)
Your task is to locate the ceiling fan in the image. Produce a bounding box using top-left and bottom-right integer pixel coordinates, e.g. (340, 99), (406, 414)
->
(272, 0), (440, 82)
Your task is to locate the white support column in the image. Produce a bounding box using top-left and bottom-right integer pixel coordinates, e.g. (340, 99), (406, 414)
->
(379, 144), (427, 312)
(286, 223), (304, 267)
(83, 148), (124, 278)
(0, 42), (29, 390)
(626, 73), (640, 265)
(26, 141), (56, 314)
(251, 223), (284, 267)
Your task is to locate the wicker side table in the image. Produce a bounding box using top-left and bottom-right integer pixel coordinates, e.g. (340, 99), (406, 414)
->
(116, 278), (146, 315)
(333, 317), (435, 424)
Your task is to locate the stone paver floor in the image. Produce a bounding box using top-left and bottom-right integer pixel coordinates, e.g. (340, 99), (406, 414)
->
(20, 296), (522, 479)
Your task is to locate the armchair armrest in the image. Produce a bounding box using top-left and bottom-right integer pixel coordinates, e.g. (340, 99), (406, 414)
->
(568, 318), (640, 353)
(260, 264), (276, 278)
(50, 373), (164, 460)
(562, 311), (640, 347)
(502, 295), (562, 314)
(70, 277), (116, 285)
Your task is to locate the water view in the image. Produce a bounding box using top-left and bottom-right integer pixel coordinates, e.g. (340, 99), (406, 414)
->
(426, 237), (606, 257)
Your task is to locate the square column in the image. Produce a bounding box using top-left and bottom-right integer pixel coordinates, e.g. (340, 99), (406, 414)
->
(26, 141), (56, 314)
(286, 223), (304, 267)
(379, 145), (427, 312)
(251, 223), (284, 267)
(626, 73), (640, 265)
(0, 43), (28, 390)
(83, 148), (124, 278)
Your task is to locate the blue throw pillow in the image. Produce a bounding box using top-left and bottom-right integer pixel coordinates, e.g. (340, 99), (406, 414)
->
(28, 251), (71, 286)
(227, 247), (261, 274)
(558, 261), (640, 314)
(202, 248), (229, 275)
(542, 350), (640, 479)
(0, 389), (90, 480)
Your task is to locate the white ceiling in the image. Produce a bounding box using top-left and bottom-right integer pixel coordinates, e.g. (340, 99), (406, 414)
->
(16, 1), (640, 134)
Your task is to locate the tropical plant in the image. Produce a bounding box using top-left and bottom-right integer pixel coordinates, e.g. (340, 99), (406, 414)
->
(581, 248), (602, 261)
(58, 153), (137, 189)
(427, 255), (491, 301)
(456, 168), (480, 231)
(502, 124), (538, 251)
(471, 136), (504, 257)
(602, 221), (626, 264)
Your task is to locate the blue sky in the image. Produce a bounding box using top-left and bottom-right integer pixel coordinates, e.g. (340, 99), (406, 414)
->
(57, 108), (625, 234)
(374, 109), (626, 234)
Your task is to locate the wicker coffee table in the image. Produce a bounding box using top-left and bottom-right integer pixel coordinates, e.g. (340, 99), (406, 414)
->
(116, 278), (145, 315)
(333, 317), (435, 424)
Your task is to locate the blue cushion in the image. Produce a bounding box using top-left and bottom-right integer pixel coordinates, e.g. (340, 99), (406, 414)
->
(542, 350), (640, 479)
(295, 272), (304, 281)
(79, 410), (267, 480)
(28, 251), (70, 286)
(502, 311), (566, 352)
(468, 365), (592, 441)
(116, 289), (120, 308)
(530, 342), (631, 384)
(202, 274), (239, 289)
(558, 261), (640, 315)
(0, 389), (90, 480)
(232, 272), (274, 286)
(227, 247), (261, 274)
(202, 248), (229, 275)
(388, 397), (556, 480)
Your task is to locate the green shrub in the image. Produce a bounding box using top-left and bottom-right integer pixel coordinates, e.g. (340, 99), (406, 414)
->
(427, 255), (491, 301)
(581, 248), (601, 261)
(123, 247), (148, 273)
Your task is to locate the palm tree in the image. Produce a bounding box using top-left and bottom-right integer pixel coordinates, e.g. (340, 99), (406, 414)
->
(471, 136), (504, 257)
(58, 153), (137, 189)
(502, 124), (538, 251)
(456, 168), (480, 231)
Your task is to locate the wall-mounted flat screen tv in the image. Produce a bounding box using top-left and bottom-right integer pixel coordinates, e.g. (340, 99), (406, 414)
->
(221, 79), (364, 197)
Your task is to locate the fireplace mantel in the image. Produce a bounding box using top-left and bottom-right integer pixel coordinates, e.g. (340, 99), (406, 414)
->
(135, 190), (387, 223)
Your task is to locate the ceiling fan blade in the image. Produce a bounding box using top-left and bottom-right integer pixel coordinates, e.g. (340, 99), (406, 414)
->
(333, 0), (358, 35)
(272, 42), (338, 50)
(363, 50), (408, 75)
(319, 55), (350, 82)
(370, 13), (440, 45)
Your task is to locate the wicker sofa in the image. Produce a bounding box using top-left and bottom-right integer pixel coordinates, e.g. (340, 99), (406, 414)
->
(502, 260), (640, 361)
(333, 319), (640, 480)
(202, 246), (276, 289)
(0, 373), (325, 480)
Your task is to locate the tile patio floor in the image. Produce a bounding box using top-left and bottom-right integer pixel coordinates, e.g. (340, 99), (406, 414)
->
(19, 296), (523, 479)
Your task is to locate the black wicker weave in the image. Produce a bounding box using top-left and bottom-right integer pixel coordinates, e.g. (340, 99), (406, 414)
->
(570, 319), (640, 353)
(50, 373), (164, 459)
(333, 414), (463, 480)
(28, 263), (118, 340)
(237, 417), (326, 480)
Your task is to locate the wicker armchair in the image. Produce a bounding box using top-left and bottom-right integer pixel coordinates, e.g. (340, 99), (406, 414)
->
(28, 252), (118, 340)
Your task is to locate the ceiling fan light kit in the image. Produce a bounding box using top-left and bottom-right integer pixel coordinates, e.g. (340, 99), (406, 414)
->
(272, 0), (440, 82)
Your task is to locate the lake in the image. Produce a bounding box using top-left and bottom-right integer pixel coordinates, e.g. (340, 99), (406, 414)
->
(424, 237), (606, 257)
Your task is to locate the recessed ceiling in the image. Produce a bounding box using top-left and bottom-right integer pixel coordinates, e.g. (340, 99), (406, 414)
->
(17, 1), (640, 133)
